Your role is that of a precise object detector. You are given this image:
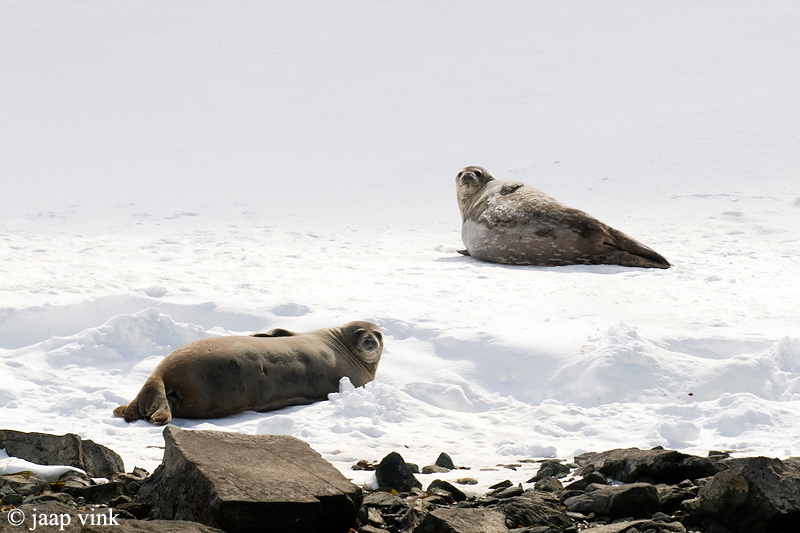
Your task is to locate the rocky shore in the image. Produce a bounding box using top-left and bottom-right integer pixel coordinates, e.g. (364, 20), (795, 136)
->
(1, 428), (798, 532)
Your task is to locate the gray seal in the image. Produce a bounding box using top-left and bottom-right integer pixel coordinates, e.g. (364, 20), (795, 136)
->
(113, 321), (384, 425)
(455, 166), (670, 268)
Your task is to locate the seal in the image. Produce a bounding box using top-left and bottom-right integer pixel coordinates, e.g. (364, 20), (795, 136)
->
(455, 166), (671, 268)
(113, 321), (384, 425)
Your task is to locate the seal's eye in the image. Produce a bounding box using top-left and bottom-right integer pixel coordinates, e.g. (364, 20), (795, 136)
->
(355, 328), (365, 337)
(374, 331), (382, 342)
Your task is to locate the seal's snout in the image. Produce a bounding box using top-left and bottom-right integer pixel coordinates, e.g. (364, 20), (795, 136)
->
(359, 331), (382, 353)
(457, 166), (491, 188)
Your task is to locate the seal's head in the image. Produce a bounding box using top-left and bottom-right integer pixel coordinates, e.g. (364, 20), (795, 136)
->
(456, 166), (495, 217)
(340, 321), (384, 364)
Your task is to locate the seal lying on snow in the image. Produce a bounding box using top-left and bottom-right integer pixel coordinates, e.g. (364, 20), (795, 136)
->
(455, 166), (671, 268)
(113, 321), (384, 426)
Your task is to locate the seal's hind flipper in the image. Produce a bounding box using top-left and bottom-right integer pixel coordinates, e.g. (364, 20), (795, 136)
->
(251, 328), (298, 338)
(457, 249), (471, 256)
(113, 404), (128, 418)
(604, 228), (671, 269)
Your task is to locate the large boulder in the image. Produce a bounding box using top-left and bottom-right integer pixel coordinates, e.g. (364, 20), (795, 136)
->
(575, 447), (716, 484)
(413, 508), (508, 533)
(563, 483), (659, 519)
(0, 429), (123, 478)
(683, 456), (800, 533)
(135, 427), (362, 533)
(496, 493), (574, 531)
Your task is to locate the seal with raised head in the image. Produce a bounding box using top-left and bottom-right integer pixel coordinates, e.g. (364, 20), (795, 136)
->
(455, 166), (670, 268)
(113, 321), (384, 426)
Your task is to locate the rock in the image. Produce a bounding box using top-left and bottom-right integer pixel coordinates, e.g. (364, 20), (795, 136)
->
(435, 452), (455, 470)
(564, 471), (608, 491)
(363, 490), (407, 512)
(656, 484), (696, 514)
(575, 448), (715, 484)
(353, 460), (375, 471)
(0, 429), (124, 478)
(528, 460), (571, 482)
(0, 501), (225, 532)
(376, 452), (422, 492)
(427, 479), (467, 502)
(533, 476), (563, 492)
(490, 480), (513, 490)
(359, 526), (391, 533)
(492, 485), (524, 499)
(683, 456), (800, 533)
(1, 493), (23, 505)
(564, 483), (659, 519)
(422, 465), (451, 475)
(577, 519), (686, 532)
(29, 492), (74, 504)
(64, 480), (128, 504)
(456, 478), (478, 485)
(135, 427), (362, 533)
(116, 502), (152, 520)
(413, 507), (508, 533)
(496, 494), (574, 531)
(0, 471), (49, 496)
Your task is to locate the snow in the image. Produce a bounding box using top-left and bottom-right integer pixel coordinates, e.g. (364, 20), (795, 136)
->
(1, 1), (799, 494)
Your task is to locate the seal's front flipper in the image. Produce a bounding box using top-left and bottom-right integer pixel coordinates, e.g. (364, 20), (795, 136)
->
(457, 249), (471, 256)
(251, 328), (298, 338)
(500, 181), (524, 195)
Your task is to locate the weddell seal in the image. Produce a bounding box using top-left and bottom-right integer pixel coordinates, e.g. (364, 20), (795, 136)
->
(113, 321), (384, 426)
(455, 166), (671, 268)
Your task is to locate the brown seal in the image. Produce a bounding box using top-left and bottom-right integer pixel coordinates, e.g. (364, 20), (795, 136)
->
(113, 321), (383, 425)
(455, 166), (670, 268)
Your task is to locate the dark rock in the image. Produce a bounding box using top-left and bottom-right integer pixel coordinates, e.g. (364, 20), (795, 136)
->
(376, 452), (422, 492)
(656, 484), (696, 514)
(363, 490), (407, 512)
(683, 456), (800, 533)
(65, 480), (128, 504)
(359, 526), (391, 533)
(528, 460), (571, 482)
(489, 479), (513, 490)
(427, 479), (467, 502)
(435, 452), (455, 470)
(0, 429), (124, 478)
(0, 501), (225, 532)
(564, 471), (608, 491)
(564, 483), (659, 519)
(0, 471), (50, 496)
(1, 493), (23, 505)
(413, 507), (508, 533)
(422, 465), (451, 475)
(116, 502), (152, 520)
(575, 519), (686, 532)
(110, 494), (132, 507)
(135, 426), (362, 533)
(575, 447), (715, 484)
(407, 462), (421, 474)
(29, 492), (73, 504)
(494, 485), (525, 499)
(406, 496), (445, 531)
(533, 477), (563, 492)
(496, 493), (574, 531)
